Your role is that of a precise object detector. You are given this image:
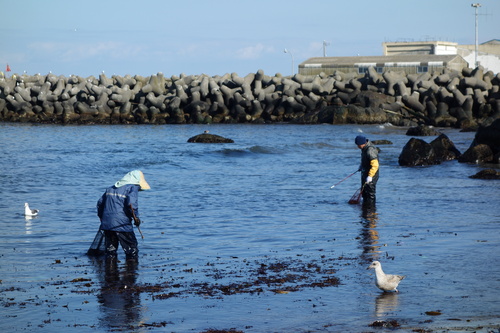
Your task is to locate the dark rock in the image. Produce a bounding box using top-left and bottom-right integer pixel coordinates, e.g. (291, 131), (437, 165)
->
(460, 125), (479, 132)
(345, 105), (387, 124)
(469, 169), (500, 179)
(406, 124), (441, 136)
(430, 134), (461, 161)
(459, 119), (500, 164)
(458, 117), (478, 130)
(290, 110), (319, 124)
(371, 140), (392, 145)
(474, 118), (500, 155)
(317, 106), (335, 123)
(187, 133), (234, 143)
(331, 106), (349, 124)
(355, 90), (394, 108)
(398, 138), (441, 166)
(458, 144), (494, 163)
(369, 320), (400, 328)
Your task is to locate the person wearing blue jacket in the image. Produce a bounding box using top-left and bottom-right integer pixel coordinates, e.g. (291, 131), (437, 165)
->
(97, 170), (150, 260)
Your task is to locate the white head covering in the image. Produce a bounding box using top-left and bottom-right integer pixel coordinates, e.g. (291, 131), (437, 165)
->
(115, 170), (150, 190)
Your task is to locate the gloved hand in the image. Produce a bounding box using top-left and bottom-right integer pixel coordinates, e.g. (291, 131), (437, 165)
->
(366, 176), (372, 183)
(358, 164), (363, 172)
(134, 218), (141, 227)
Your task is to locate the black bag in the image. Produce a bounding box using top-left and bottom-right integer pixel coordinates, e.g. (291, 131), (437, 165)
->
(87, 228), (106, 256)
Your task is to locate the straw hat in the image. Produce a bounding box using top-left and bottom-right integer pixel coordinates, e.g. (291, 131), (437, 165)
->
(138, 171), (150, 190)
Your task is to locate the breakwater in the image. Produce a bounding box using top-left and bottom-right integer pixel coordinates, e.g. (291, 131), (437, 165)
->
(1, 66), (499, 126)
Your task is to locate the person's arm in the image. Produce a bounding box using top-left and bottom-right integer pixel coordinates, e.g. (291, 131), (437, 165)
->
(126, 185), (140, 220)
(96, 193), (105, 220)
(368, 159), (379, 178)
(365, 146), (379, 182)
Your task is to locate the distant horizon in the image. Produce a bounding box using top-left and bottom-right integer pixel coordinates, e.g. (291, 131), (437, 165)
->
(2, 38), (495, 79)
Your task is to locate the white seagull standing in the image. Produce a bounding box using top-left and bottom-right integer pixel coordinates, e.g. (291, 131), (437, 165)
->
(24, 202), (39, 217)
(367, 261), (405, 292)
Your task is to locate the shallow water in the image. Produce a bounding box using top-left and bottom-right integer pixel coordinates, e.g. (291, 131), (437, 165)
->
(1, 123), (499, 332)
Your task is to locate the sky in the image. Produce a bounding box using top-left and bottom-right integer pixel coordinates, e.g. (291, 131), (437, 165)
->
(1, 0), (499, 78)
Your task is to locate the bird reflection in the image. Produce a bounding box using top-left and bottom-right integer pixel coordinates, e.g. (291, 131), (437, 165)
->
(374, 292), (400, 317)
(24, 216), (37, 235)
(90, 257), (142, 330)
(359, 205), (381, 261)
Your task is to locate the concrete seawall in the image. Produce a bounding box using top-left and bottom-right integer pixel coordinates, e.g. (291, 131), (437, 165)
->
(1, 66), (499, 127)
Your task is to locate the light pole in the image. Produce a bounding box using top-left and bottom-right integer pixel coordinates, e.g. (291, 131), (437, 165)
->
(323, 40), (330, 57)
(471, 3), (481, 68)
(283, 48), (294, 76)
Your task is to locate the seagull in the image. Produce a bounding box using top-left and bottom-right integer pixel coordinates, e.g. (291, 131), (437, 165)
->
(367, 261), (405, 292)
(24, 203), (39, 217)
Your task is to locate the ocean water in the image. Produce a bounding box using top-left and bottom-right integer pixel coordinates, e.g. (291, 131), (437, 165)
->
(1, 122), (499, 332)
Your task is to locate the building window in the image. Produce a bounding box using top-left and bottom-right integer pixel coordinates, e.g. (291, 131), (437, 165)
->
(358, 67), (369, 74)
(358, 67), (384, 74)
(417, 66), (428, 73)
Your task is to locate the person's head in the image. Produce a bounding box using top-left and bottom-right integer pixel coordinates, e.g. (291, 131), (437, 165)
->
(115, 170), (151, 190)
(355, 135), (367, 149)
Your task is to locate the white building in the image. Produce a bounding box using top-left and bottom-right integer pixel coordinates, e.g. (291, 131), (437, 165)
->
(382, 40), (500, 74)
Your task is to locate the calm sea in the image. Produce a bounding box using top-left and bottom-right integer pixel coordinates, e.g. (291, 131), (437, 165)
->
(1, 123), (499, 332)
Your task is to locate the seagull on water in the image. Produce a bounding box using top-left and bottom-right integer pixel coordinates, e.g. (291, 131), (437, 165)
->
(367, 261), (405, 292)
(24, 203), (39, 217)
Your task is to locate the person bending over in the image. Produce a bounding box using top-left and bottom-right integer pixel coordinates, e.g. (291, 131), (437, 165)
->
(97, 170), (150, 260)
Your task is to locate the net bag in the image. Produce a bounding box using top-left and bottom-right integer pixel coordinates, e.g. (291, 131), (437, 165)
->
(348, 187), (363, 204)
(87, 228), (106, 256)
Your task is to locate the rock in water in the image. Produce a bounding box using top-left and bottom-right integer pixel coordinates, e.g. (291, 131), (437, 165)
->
(469, 169), (500, 179)
(187, 133), (234, 143)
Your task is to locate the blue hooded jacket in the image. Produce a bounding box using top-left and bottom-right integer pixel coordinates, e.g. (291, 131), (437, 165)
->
(97, 170), (149, 232)
(97, 184), (140, 232)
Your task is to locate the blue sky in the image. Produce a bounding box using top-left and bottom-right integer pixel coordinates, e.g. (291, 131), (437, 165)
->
(1, 0), (498, 78)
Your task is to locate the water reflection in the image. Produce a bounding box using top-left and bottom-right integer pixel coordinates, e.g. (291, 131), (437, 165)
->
(359, 205), (381, 261)
(24, 216), (37, 235)
(374, 292), (400, 317)
(360, 205), (402, 318)
(90, 257), (143, 330)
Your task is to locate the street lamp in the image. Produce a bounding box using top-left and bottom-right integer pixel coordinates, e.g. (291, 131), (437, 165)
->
(471, 3), (481, 68)
(283, 48), (294, 76)
(323, 40), (330, 57)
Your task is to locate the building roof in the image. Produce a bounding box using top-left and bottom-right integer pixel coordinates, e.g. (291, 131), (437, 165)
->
(482, 39), (500, 45)
(383, 40), (458, 47)
(299, 54), (464, 67)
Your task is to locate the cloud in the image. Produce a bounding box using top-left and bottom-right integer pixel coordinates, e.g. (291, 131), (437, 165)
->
(174, 41), (275, 61)
(236, 43), (273, 60)
(176, 43), (206, 56)
(29, 41), (144, 62)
